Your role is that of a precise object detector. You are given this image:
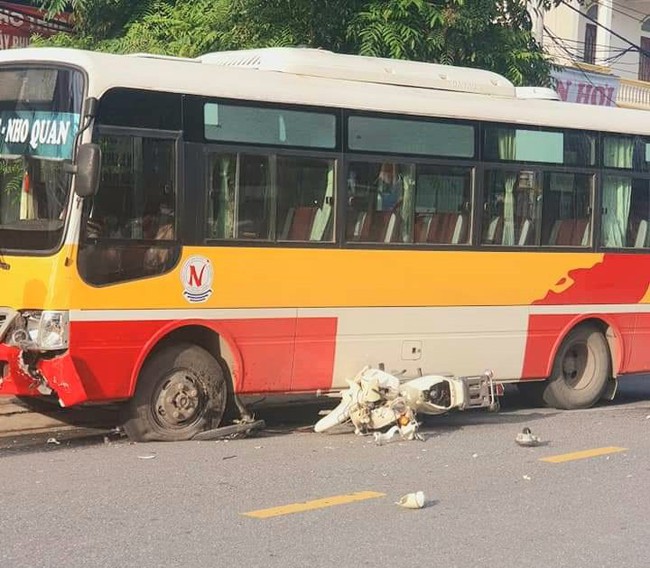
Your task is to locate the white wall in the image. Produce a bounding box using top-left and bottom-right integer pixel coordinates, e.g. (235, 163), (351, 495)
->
(541, 1), (580, 66)
(541, 0), (650, 82)
(609, 6), (644, 80)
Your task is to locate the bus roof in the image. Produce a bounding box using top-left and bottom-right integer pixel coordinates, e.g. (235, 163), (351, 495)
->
(0, 46), (645, 136)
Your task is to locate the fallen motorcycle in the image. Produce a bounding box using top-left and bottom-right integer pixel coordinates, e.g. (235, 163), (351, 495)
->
(314, 366), (498, 442)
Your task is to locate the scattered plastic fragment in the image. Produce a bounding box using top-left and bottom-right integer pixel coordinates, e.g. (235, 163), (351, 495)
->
(523, 475), (531, 481)
(193, 419), (265, 441)
(374, 425), (400, 446)
(137, 453), (157, 460)
(515, 427), (541, 447)
(46, 437), (60, 445)
(396, 491), (426, 509)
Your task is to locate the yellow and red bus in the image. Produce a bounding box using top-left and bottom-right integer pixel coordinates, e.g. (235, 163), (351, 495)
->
(0, 47), (649, 441)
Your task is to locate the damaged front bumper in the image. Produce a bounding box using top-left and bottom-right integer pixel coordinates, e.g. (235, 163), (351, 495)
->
(0, 343), (88, 407)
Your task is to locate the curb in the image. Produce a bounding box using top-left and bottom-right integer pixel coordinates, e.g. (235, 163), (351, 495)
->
(0, 397), (74, 437)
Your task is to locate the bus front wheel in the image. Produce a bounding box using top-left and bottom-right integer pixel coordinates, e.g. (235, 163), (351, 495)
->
(122, 343), (227, 442)
(543, 325), (610, 410)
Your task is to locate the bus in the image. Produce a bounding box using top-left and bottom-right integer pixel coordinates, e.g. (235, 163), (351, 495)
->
(0, 46), (649, 441)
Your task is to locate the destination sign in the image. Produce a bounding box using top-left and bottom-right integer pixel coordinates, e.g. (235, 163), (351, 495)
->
(0, 111), (80, 160)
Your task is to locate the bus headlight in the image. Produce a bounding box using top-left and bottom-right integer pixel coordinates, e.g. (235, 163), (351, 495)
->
(23, 311), (69, 351)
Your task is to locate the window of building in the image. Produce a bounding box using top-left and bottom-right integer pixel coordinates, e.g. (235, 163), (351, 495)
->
(583, 4), (598, 64)
(640, 19), (650, 82)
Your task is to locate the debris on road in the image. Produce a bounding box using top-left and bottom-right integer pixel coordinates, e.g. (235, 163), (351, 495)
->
(193, 419), (265, 441)
(523, 475), (532, 481)
(515, 427), (541, 447)
(396, 491), (426, 509)
(314, 366), (498, 441)
(137, 453), (157, 460)
(46, 437), (60, 445)
(374, 425), (400, 445)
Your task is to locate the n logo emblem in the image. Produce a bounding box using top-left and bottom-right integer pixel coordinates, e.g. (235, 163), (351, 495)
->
(181, 256), (213, 303)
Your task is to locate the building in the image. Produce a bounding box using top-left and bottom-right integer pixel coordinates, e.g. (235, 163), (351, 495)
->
(533, 0), (650, 109)
(0, 1), (70, 50)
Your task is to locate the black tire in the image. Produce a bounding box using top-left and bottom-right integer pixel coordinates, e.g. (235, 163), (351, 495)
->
(542, 325), (610, 410)
(516, 381), (547, 408)
(122, 343), (227, 442)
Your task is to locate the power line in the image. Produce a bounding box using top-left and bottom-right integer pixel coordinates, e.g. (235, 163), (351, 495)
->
(559, 0), (650, 58)
(593, 0), (648, 25)
(597, 0), (649, 21)
(544, 25), (619, 106)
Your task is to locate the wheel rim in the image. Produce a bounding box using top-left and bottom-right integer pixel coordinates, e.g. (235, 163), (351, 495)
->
(152, 370), (207, 430)
(561, 340), (594, 390)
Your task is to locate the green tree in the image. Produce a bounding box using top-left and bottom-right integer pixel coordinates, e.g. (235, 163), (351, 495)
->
(33, 0), (567, 85)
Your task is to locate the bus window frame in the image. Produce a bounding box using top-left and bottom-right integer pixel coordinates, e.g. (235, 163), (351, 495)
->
(477, 162), (597, 252)
(201, 143), (342, 248)
(77, 125), (184, 288)
(184, 94), (343, 152)
(0, 62), (88, 258)
(340, 153), (478, 250)
(343, 108), (479, 161)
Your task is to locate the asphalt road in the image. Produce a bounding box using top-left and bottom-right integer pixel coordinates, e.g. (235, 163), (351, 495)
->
(1, 377), (650, 568)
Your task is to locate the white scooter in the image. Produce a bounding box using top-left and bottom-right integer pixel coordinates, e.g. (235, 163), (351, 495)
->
(314, 367), (498, 441)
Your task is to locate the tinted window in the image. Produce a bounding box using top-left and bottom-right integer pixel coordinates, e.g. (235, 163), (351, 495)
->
(482, 169), (592, 247)
(346, 161), (472, 245)
(98, 89), (182, 130)
(484, 126), (595, 166)
(348, 116), (474, 158)
(78, 135), (179, 285)
(206, 152), (335, 242)
(204, 103), (336, 149)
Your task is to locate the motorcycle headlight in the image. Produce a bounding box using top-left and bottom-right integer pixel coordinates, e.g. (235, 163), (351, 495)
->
(23, 311), (69, 351)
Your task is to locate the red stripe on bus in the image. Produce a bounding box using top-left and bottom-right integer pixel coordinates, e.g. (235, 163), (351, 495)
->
(69, 317), (338, 402)
(535, 253), (650, 305)
(521, 312), (638, 379)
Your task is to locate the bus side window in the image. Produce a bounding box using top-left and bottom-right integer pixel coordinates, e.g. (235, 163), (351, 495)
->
(78, 135), (180, 285)
(277, 156), (335, 242)
(541, 172), (592, 247)
(482, 169), (540, 247)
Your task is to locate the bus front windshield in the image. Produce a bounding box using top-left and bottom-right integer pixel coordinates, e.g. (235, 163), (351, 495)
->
(0, 66), (83, 252)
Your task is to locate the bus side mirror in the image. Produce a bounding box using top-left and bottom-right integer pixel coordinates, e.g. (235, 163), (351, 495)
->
(74, 143), (102, 198)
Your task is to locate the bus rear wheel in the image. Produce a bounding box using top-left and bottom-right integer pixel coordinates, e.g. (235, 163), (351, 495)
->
(122, 343), (227, 442)
(543, 325), (610, 410)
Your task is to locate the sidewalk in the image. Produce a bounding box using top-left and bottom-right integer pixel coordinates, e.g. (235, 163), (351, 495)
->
(0, 397), (77, 437)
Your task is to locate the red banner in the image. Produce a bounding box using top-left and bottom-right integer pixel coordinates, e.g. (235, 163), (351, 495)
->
(0, 1), (71, 50)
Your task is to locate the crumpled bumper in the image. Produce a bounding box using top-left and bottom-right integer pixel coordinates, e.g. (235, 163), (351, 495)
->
(0, 343), (88, 406)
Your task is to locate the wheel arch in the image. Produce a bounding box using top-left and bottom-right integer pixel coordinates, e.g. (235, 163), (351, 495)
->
(128, 320), (244, 399)
(546, 315), (622, 378)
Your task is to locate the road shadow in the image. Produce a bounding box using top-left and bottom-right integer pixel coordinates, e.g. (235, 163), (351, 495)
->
(5, 375), (650, 453)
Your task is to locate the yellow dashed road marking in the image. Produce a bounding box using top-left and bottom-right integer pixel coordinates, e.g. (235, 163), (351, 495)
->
(540, 446), (627, 463)
(242, 490), (386, 519)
